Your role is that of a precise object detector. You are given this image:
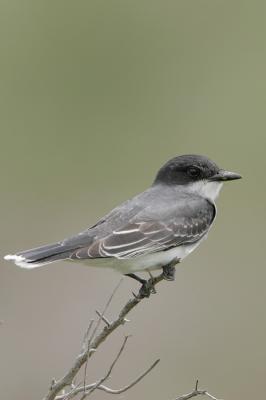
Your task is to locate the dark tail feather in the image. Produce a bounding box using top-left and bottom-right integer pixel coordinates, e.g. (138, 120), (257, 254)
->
(4, 242), (73, 269)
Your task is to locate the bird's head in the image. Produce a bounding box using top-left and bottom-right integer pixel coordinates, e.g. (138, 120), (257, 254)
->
(154, 154), (242, 202)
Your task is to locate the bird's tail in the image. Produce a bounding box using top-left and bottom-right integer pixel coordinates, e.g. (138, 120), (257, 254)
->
(4, 242), (73, 269)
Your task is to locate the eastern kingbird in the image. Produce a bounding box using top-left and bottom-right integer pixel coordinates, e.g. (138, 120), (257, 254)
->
(4, 155), (241, 287)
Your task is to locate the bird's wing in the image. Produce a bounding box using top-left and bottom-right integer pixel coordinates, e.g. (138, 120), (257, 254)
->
(69, 197), (215, 260)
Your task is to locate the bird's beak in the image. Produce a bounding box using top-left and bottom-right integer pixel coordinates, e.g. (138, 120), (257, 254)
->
(209, 170), (242, 182)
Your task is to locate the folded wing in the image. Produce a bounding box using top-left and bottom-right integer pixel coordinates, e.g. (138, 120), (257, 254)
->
(70, 200), (215, 260)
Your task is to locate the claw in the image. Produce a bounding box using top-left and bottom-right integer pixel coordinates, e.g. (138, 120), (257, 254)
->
(139, 279), (156, 298)
(162, 257), (180, 281)
(162, 266), (175, 281)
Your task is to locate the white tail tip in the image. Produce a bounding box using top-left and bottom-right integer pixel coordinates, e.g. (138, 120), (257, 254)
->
(4, 254), (49, 269)
(4, 254), (37, 269)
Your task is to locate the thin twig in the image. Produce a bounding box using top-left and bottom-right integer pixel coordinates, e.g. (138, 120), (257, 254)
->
(80, 335), (130, 399)
(88, 278), (123, 345)
(56, 358), (160, 399)
(81, 319), (95, 394)
(95, 358), (160, 394)
(81, 320), (94, 352)
(82, 278), (123, 393)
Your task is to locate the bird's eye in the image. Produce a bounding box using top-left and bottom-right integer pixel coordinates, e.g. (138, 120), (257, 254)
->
(187, 166), (201, 178)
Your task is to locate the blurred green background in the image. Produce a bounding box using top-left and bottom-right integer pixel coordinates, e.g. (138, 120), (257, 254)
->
(0, 1), (265, 399)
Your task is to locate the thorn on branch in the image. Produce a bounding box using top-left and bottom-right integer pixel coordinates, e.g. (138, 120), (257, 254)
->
(95, 310), (111, 327)
(175, 380), (222, 400)
(50, 379), (56, 390)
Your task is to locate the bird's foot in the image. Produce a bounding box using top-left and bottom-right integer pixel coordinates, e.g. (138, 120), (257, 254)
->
(125, 273), (155, 298)
(162, 257), (180, 281)
(162, 265), (175, 281)
(139, 277), (156, 298)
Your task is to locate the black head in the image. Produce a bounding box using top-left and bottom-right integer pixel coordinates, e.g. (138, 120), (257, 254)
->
(154, 154), (241, 186)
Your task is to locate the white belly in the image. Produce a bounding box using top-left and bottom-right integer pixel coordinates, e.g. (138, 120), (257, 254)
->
(80, 238), (205, 274)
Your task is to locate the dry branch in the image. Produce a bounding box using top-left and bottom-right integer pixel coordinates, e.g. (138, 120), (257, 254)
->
(175, 380), (221, 400)
(43, 271), (221, 400)
(43, 273), (164, 400)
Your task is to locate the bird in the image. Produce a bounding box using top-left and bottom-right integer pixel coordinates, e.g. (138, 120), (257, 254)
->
(4, 154), (241, 295)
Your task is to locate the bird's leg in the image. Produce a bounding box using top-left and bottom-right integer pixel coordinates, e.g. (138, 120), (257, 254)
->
(125, 273), (156, 298)
(147, 271), (156, 294)
(162, 257), (181, 281)
(125, 273), (146, 285)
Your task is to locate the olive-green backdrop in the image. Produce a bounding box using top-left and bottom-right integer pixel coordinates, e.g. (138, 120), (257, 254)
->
(0, 1), (265, 399)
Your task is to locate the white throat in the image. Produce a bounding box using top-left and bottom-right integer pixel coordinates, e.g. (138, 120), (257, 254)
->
(187, 180), (223, 202)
